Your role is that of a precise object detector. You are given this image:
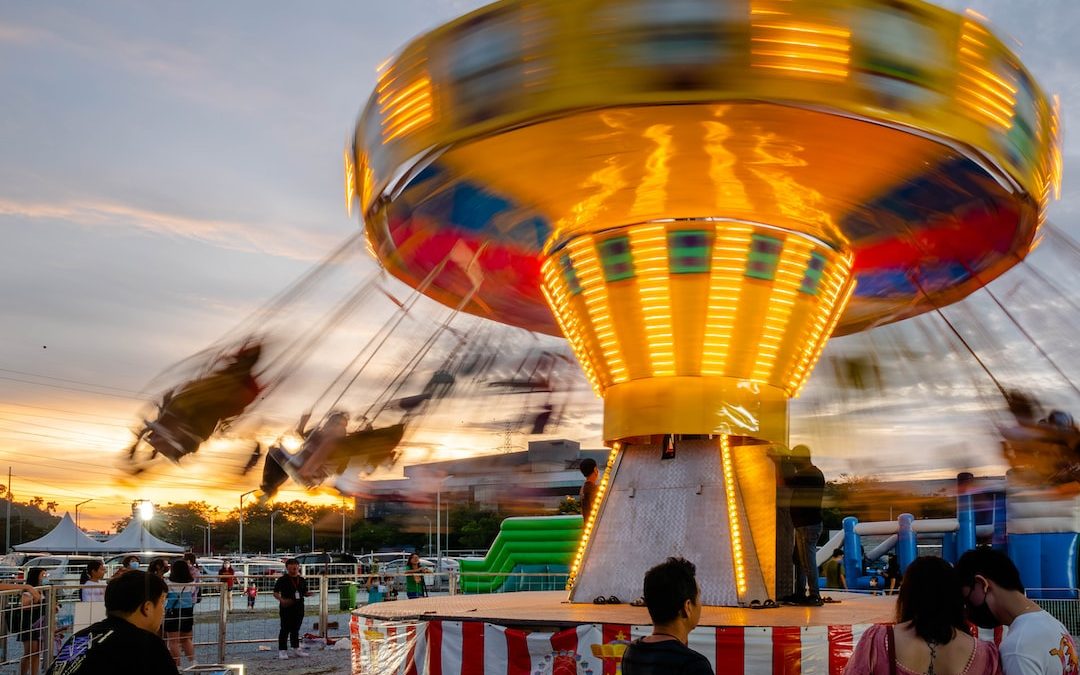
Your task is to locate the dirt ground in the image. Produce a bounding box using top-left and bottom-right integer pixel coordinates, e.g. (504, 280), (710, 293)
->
(223, 642), (352, 674)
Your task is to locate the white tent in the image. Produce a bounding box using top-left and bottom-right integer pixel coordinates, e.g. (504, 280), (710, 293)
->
(13, 512), (108, 553)
(100, 520), (183, 553)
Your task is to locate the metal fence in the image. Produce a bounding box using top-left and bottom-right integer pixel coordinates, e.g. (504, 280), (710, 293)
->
(23, 572), (1064, 672)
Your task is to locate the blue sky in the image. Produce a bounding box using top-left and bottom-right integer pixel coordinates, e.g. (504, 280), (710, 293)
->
(1, 0), (1079, 527)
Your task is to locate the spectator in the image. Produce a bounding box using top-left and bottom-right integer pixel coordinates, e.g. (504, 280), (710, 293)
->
(112, 556), (140, 579)
(79, 561), (107, 602)
(46, 569), (178, 674)
(821, 549), (846, 590)
(18, 567), (48, 675)
(844, 556), (1000, 675)
(147, 558), (169, 579)
(621, 557), (713, 675)
(163, 560), (197, 668)
(786, 445), (825, 606)
(273, 559), (311, 660)
(579, 458), (599, 519)
(885, 555), (901, 595)
(956, 548), (1076, 675)
(405, 553), (430, 599)
(217, 561), (236, 612)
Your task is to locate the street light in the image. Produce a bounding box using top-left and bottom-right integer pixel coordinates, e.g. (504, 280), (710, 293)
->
(195, 524), (210, 555)
(238, 490), (257, 557)
(269, 510), (281, 555)
(133, 500), (154, 552)
(424, 517), (432, 556)
(74, 499), (93, 554)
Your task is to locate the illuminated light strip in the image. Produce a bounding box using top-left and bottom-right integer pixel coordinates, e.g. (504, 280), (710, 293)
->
(751, 50), (851, 65)
(754, 64), (848, 80)
(377, 67), (434, 142)
(957, 21), (1016, 132)
(782, 255), (850, 391)
(568, 238), (629, 384)
(540, 267), (605, 395)
(786, 257), (854, 395)
(719, 435), (747, 597)
(792, 277), (855, 398)
(702, 225), (754, 376)
(540, 260), (609, 390)
(629, 225), (675, 377)
(567, 442), (621, 590)
(344, 149), (356, 217)
(752, 238), (813, 383)
(1051, 96), (1064, 199)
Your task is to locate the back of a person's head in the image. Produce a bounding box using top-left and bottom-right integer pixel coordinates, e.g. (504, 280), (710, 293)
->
(285, 558), (299, 567)
(642, 557), (699, 625)
(105, 570), (168, 615)
(895, 557), (965, 644)
(955, 547), (1024, 592)
(169, 559), (194, 583)
(832, 548), (844, 558)
(579, 458), (597, 478)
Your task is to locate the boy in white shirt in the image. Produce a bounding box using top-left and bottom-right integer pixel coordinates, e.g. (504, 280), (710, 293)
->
(957, 548), (1078, 675)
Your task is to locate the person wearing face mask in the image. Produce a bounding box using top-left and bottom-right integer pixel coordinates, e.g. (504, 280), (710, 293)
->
(112, 556), (141, 579)
(956, 548), (1078, 675)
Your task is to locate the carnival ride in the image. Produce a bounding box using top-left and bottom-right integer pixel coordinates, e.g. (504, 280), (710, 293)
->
(346, 0), (1064, 670)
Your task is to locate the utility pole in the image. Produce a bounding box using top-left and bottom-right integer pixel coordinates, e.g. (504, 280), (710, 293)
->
(340, 498), (347, 552)
(238, 490), (256, 557)
(5, 468), (10, 553)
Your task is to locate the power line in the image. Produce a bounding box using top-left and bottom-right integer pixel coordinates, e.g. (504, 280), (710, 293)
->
(0, 375), (147, 400)
(0, 368), (143, 395)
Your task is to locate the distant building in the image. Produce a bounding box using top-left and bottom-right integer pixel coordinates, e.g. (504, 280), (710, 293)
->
(352, 439), (608, 520)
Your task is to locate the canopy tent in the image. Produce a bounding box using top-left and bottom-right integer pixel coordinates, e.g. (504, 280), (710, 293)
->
(13, 512), (108, 553)
(100, 520), (183, 553)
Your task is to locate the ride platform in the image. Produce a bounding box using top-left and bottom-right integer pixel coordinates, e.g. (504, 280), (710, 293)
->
(350, 590), (894, 674)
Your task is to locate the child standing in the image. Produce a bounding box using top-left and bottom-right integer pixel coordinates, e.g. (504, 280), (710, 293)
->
(245, 582), (258, 610)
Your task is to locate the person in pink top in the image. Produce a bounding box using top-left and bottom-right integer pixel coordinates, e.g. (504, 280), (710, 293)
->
(845, 556), (1001, 675)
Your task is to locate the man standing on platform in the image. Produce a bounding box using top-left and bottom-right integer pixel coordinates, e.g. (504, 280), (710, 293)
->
(786, 445), (825, 606)
(622, 557), (713, 675)
(579, 458), (599, 519)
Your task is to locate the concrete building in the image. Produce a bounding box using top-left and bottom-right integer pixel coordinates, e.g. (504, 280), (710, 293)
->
(353, 439), (608, 520)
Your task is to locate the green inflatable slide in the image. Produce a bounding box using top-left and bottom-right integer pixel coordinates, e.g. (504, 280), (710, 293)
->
(457, 515), (583, 594)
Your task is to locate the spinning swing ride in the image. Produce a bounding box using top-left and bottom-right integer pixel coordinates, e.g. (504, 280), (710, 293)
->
(348, 0), (1061, 606)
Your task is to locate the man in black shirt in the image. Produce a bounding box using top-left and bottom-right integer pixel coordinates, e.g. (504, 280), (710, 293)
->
(579, 458), (599, 518)
(785, 445), (825, 606)
(622, 557), (714, 675)
(273, 558), (312, 659)
(46, 570), (178, 675)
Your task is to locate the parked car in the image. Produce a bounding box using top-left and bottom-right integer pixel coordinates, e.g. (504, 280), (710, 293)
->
(292, 552), (360, 590)
(231, 558), (286, 593)
(103, 551), (182, 576)
(379, 557), (440, 592)
(22, 555), (105, 597)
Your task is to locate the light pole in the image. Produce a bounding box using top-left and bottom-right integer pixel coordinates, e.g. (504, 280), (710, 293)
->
(134, 500), (154, 552)
(310, 520), (316, 552)
(424, 517), (432, 555)
(270, 510), (281, 556)
(238, 490), (256, 557)
(340, 498), (347, 552)
(74, 499), (93, 554)
(195, 525), (210, 555)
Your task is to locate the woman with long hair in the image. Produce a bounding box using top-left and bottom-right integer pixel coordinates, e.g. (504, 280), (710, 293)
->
(405, 553), (429, 600)
(844, 556), (1001, 674)
(163, 559), (198, 667)
(18, 567), (48, 675)
(218, 560), (236, 612)
(79, 560), (106, 601)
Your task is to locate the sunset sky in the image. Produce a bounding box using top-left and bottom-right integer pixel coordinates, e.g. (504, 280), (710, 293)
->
(2, 0), (1080, 533)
